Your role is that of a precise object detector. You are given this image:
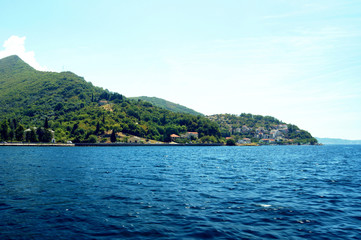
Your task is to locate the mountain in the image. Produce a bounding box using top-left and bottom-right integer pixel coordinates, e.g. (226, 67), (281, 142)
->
(316, 137), (361, 145)
(0, 55), (97, 122)
(0, 55), (316, 145)
(208, 114), (318, 145)
(130, 96), (203, 116)
(0, 55), (221, 143)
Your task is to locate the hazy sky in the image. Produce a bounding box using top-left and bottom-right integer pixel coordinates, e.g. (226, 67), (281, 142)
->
(1, 0), (361, 140)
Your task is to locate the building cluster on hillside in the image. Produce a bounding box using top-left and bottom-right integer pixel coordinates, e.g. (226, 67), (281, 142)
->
(253, 124), (288, 141)
(232, 124), (292, 144)
(207, 115), (297, 144)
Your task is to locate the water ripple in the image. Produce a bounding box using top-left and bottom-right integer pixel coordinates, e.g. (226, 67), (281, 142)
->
(1, 145), (361, 239)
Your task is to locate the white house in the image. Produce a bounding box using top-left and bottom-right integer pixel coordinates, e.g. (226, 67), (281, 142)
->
(128, 136), (142, 143)
(181, 132), (199, 139)
(238, 138), (251, 144)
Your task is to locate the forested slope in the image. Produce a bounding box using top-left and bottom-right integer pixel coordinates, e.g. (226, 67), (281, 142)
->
(0, 55), (220, 143)
(130, 96), (203, 116)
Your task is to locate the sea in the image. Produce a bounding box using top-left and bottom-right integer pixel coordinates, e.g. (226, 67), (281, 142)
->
(0, 145), (360, 239)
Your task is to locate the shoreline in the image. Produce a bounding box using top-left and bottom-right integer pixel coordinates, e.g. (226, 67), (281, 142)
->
(0, 142), (224, 147)
(0, 142), (321, 147)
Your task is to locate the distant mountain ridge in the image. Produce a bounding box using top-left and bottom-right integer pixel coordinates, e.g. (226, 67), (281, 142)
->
(130, 96), (203, 116)
(316, 137), (361, 145)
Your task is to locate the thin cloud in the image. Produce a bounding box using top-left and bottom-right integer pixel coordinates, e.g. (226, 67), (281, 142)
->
(0, 35), (47, 71)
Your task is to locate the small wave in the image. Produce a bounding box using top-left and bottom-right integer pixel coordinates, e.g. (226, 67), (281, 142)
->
(255, 203), (272, 208)
(199, 193), (219, 199)
(102, 195), (128, 201)
(0, 202), (11, 210)
(260, 204), (272, 208)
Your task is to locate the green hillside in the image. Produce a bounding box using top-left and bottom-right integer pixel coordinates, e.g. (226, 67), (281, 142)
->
(130, 96), (203, 116)
(208, 114), (318, 145)
(0, 55), (221, 143)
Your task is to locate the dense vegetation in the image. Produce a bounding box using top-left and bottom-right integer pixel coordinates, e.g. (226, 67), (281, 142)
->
(0, 55), (220, 143)
(130, 96), (203, 116)
(208, 114), (318, 145)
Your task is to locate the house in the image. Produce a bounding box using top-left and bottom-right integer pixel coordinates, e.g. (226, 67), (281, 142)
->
(278, 124), (288, 130)
(128, 136), (142, 143)
(263, 134), (271, 139)
(98, 99), (108, 106)
(50, 130), (55, 143)
(24, 127), (55, 143)
(254, 132), (263, 139)
(242, 125), (250, 132)
(255, 127), (265, 134)
(170, 134), (180, 141)
(278, 125), (288, 134)
(260, 139), (275, 144)
(238, 138), (251, 144)
(234, 128), (242, 133)
(275, 137), (284, 142)
(181, 132), (199, 139)
(278, 128), (288, 134)
(270, 130), (284, 138)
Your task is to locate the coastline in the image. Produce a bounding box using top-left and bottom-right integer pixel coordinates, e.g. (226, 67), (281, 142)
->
(0, 142), (320, 147)
(0, 142), (223, 147)
(0, 143), (75, 147)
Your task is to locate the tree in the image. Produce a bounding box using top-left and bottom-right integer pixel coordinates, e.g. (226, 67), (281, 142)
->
(0, 120), (10, 141)
(11, 118), (17, 130)
(226, 138), (236, 146)
(44, 117), (49, 129)
(71, 123), (79, 135)
(54, 103), (63, 111)
(37, 128), (45, 142)
(95, 121), (100, 134)
(309, 138), (318, 145)
(42, 129), (53, 142)
(25, 128), (38, 142)
(88, 135), (98, 143)
(15, 124), (25, 141)
(110, 129), (117, 143)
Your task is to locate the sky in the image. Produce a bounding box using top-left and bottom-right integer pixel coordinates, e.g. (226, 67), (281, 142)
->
(1, 0), (361, 140)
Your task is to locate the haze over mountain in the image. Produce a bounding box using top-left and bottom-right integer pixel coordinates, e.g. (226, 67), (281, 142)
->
(316, 138), (361, 145)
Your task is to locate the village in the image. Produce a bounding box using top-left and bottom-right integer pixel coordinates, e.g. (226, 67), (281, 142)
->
(205, 114), (314, 145)
(16, 123), (302, 146)
(228, 123), (294, 145)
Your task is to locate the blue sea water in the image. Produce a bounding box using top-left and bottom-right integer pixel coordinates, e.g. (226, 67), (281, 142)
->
(0, 145), (361, 239)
